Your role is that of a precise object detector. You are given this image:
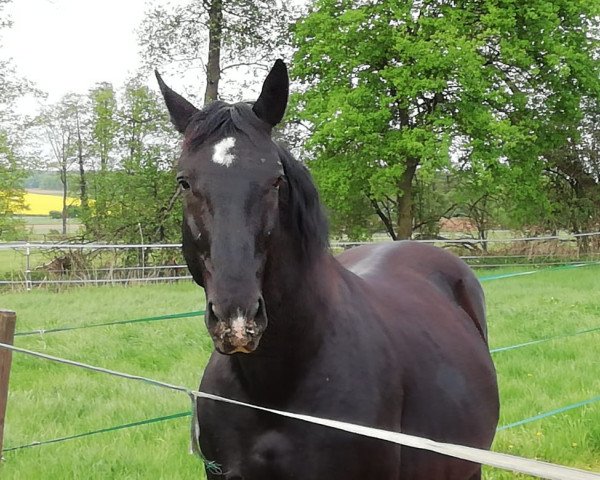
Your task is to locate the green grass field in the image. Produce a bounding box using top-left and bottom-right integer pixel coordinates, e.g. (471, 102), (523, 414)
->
(0, 248), (47, 276)
(0, 266), (599, 479)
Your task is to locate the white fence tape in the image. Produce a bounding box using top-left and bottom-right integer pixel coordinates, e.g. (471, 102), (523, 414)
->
(194, 391), (600, 480)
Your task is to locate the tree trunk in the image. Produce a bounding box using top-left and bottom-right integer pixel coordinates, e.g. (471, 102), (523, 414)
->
(572, 181), (593, 257)
(78, 153), (87, 208)
(129, 119), (137, 166)
(204, 0), (223, 104)
(477, 226), (488, 253)
(100, 130), (108, 170)
(76, 113), (88, 209)
(577, 234), (590, 256)
(474, 195), (489, 252)
(61, 165), (67, 236)
(396, 159), (418, 240)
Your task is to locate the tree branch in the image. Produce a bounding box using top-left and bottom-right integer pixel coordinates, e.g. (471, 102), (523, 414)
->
(368, 196), (397, 240)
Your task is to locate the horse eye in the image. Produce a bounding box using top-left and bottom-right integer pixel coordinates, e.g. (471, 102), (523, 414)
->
(273, 176), (284, 189)
(178, 178), (191, 190)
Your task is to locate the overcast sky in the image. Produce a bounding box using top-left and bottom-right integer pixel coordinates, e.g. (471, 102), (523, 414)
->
(2, 0), (295, 115)
(3, 0), (154, 104)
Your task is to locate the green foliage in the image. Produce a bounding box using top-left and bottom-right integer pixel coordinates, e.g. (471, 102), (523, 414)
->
(82, 80), (181, 244)
(0, 129), (27, 239)
(66, 205), (81, 218)
(540, 99), (600, 239)
(89, 83), (118, 171)
(291, 0), (600, 239)
(48, 206), (79, 220)
(24, 77), (181, 244)
(413, 174), (454, 238)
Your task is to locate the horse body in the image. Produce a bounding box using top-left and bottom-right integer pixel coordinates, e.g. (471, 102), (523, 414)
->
(156, 60), (499, 480)
(197, 241), (498, 480)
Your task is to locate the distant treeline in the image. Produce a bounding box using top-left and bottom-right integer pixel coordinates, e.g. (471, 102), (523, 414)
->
(24, 171), (71, 192)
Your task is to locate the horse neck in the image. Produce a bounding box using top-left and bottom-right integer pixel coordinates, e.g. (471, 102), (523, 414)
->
(229, 242), (337, 404)
(263, 245), (334, 327)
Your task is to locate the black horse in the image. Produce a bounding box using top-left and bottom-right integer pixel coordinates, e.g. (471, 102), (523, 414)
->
(156, 60), (499, 480)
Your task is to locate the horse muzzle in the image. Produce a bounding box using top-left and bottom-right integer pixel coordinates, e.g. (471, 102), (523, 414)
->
(206, 297), (268, 354)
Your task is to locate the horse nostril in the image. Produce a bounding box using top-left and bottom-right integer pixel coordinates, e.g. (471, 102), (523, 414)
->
(257, 297), (266, 316)
(206, 302), (221, 328)
(208, 302), (225, 320)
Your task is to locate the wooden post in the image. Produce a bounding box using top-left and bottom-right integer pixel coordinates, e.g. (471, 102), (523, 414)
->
(0, 310), (16, 459)
(24, 244), (32, 291)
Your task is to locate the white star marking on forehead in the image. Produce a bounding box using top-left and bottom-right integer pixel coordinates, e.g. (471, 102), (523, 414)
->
(212, 137), (236, 167)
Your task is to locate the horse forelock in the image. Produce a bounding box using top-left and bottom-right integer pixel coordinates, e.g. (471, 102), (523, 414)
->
(183, 101), (270, 151)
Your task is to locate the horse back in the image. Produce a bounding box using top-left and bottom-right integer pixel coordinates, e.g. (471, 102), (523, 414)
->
(337, 241), (488, 342)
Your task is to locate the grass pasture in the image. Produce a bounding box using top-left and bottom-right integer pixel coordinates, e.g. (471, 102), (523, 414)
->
(0, 266), (599, 479)
(18, 215), (81, 236)
(0, 247), (49, 277)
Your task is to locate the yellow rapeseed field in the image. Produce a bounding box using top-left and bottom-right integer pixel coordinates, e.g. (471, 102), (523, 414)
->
(17, 191), (80, 216)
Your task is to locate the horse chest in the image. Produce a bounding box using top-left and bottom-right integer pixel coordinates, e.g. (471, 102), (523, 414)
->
(196, 356), (402, 480)
(197, 399), (401, 480)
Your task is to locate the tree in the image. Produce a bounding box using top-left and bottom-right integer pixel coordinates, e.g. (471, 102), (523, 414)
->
(291, 0), (600, 239)
(89, 83), (118, 172)
(413, 173), (456, 239)
(0, 130), (26, 239)
(83, 79), (181, 244)
(37, 95), (85, 235)
(138, 0), (295, 104)
(72, 95), (89, 210)
(543, 99), (600, 252)
(0, 0), (36, 239)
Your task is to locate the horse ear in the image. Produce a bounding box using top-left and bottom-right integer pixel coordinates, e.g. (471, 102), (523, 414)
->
(253, 59), (289, 127)
(155, 70), (199, 134)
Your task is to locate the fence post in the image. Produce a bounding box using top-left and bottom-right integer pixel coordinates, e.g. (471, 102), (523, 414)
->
(24, 243), (31, 291)
(0, 310), (16, 459)
(138, 223), (145, 280)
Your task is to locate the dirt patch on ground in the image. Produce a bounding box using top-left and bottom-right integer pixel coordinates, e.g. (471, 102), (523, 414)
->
(439, 217), (476, 233)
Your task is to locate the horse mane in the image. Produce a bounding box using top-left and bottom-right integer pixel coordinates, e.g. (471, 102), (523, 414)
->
(184, 101), (329, 259)
(276, 144), (329, 260)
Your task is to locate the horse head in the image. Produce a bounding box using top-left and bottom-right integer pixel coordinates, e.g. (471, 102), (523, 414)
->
(156, 61), (293, 355)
